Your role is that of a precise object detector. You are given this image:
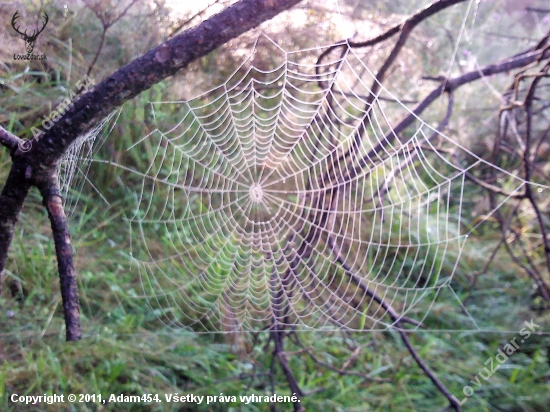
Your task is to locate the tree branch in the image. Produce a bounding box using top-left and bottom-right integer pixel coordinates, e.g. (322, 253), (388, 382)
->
(0, 126), (23, 154)
(318, 0), (468, 188)
(292, 336), (390, 383)
(452, 153), (527, 199)
(23, 0), (302, 172)
(346, 48), (550, 182)
(328, 236), (422, 328)
(397, 329), (462, 411)
(317, 0), (467, 69)
(36, 172), (81, 341)
(367, 91), (455, 206)
(0, 164), (31, 294)
(489, 194), (550, 302)
(365, 0), (467, 107)
(328, 238), (461, 411)
(271, 325), (304, 412)
(168, 0), (229, 39)
(86, 27), (108, 77)
(85, 0), (139, 76)
(522, 67), (550, 278)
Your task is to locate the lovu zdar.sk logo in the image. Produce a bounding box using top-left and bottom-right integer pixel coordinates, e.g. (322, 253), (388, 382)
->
(11, 10), (48, 60)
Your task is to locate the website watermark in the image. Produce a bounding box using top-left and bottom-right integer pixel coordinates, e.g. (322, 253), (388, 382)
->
(451, 319), (541, 406)
(11, 10), (48, 60)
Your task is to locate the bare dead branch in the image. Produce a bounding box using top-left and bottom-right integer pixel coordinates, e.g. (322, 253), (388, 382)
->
(522, 68), (550, 278)
(271, 326), (304, 411)
(489, 194), (550, 302)
(452, 153), (527, 199)
(317, 0), (467, 70)
(318, 0), (467, 177)
(326, 235), (421, 327)
(325, 235), (460, 411)
(526, 7), (550, 14)
(361, 0), (466, 107)
(0, 126), (23, 154)
(292, 335), (389, 383)
(367, 92), (455, 206)
(85, 0), (138, 28)
(269, 257), (304, 409)
(85, 0), (140, 76)
(86, 28), (108, 77)
(483, 59), (550, 303)
(397, 329), (462, 411)
(346, 48), (550, 182)
(0, 164), (31, 295)
(36, 172), (81, 341)
(463, 206), (517, 303)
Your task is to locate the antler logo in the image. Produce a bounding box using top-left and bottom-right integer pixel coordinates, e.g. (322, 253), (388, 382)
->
(11, 11), (49, 54)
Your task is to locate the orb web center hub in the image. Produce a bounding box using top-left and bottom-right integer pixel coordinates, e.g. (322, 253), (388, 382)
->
(249, 183), (264, 203)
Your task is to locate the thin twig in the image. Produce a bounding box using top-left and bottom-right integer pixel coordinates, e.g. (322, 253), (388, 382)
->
(490, 194), (550, 302)
(85, 0), (138, 76)
(291, 336), (389, 383)
(345, 47), (550, 182)
(320, 0), (468, 179)
(317, 0), (468, 70)
(327, 236), (422, 327)
(367, 91), (455, 206)
(452, 153), (526, 199)
(86, 28), (107, 76)
(397, 329), (462, 411)
(327, 239), (461, 411)
(269, 260), (304, 411)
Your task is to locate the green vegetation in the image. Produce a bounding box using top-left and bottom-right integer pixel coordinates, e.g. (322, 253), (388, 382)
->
(1, 1), (549, 411)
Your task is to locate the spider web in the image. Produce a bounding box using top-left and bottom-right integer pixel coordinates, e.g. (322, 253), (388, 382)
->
(58, 2), (549, 333)
(97, 32), (541, 334)
(58, 110), (119, 215)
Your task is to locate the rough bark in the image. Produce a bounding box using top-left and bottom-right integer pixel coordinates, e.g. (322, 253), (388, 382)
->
(37, 172), (81, 341)
(0, 162), (31, 295)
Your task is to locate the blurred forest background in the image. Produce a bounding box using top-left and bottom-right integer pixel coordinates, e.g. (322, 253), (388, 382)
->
(1, 0), (550, 410)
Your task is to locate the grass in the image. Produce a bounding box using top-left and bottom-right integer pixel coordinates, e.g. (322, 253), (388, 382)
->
(2, 79), (550, 411)
(1, 132), (549, 411)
